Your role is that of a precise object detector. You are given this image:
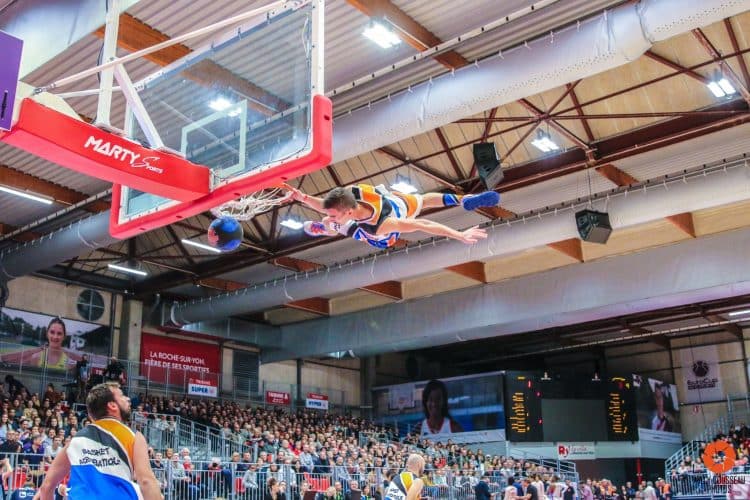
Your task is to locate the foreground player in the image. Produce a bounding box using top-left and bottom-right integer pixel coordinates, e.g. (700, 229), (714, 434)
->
(34, 382), (161, 500)
(384, 454), (426, 500)
(285, 183), (499, 248)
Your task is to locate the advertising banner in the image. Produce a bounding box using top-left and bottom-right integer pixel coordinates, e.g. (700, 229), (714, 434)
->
(557, 443), (597, 460)
(188, 378), (218, 398)
(140, 333), (220, 386)
(266, 390), (291, 405)
(680, 345), (723, 403)
(306, 393), (329, 410)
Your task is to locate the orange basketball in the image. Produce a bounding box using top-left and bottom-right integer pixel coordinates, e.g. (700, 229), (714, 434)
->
(703, 440), (737, 474)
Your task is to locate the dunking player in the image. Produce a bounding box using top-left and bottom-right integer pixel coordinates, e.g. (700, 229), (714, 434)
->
(284, 183), (500, 248)
(34, 382), (161, 500)
(385, 454), (426, 500)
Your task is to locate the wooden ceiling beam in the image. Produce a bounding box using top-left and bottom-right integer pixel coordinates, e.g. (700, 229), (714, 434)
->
(286, 297), (331, 316)
(344, 0), (468, 70)
(94, 13), (287, 116)
(704, 313), (743, 340)
(547, 238), (583, 262)
(566, 83), (595, 143)
(595, 164), (638, 186)
(666, 212), (696, 238)
(361, 280), (403, 300)
(445, 261), (487, 283)
(0, 164), (109, 212)
(434, 128), (465, 180)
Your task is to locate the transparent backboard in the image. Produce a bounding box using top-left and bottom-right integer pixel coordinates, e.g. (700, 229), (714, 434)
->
(121, 1), (321, 221)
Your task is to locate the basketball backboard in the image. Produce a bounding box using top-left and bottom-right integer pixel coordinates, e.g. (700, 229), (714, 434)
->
(110, 0), (330, 238)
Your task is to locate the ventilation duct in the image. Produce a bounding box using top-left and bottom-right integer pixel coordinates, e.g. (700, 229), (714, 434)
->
(0, 212), (115, 281)
(171, 162), (750, 325)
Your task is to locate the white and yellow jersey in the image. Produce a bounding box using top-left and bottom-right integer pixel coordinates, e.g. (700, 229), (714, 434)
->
(66, 418), (142, 500)
(385, 471), (417, 500)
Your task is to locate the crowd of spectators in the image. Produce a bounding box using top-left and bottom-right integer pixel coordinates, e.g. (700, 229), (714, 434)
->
(0, 375), (679, 500)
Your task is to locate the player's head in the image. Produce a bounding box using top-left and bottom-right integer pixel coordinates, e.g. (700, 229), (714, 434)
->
(86, 382), (131, 422)
(406, 453), (425, 476)
(323, 187), (358, 223)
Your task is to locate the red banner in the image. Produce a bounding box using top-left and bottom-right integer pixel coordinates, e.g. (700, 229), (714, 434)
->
(140, 333), (220, 386)
(265, 390), (291, 405)
(307, 393), (328, 401)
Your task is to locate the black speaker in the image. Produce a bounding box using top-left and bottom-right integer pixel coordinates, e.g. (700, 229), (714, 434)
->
(575, 209), (612, 244)
(473, 142), (504, 190)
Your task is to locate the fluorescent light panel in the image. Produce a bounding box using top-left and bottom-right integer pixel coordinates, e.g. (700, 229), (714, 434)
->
(181, 239), (222, 253)
(531, 132), (559, 153)
(707, 78), (737, 98)
(718, 78), (736, 95)
(108, 263), (148, 276)
(280, 219), (304, 230)
(209, 97), (233, 112)
(363, 21), (401, 49)
(0, 185), (53, 205)
(390, 181), (418, 194)
(728, 309), (750, 317)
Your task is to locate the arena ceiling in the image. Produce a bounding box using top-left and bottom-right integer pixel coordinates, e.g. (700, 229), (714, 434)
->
(2, 0), (750, 358)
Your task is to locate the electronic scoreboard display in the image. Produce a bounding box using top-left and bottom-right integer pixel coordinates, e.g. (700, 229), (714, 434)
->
(606, 376), (638, 441)
(504, 372), (543, 441)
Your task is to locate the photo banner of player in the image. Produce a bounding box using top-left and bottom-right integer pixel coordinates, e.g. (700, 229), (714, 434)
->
(373, 371), (505, 443)
(679, 345), (723, 403)
(140, 332), (220, 386)
(633, 374), (682, 443)
(0, 306), (112, 372)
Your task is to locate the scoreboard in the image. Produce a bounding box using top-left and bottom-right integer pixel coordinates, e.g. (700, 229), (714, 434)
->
(504, 372), (543, 441)
(606, 376), (638, 441)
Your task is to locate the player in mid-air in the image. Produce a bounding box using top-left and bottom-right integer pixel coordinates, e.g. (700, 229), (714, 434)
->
(384, 454), (426, 500)
(284, 183), (500, 248)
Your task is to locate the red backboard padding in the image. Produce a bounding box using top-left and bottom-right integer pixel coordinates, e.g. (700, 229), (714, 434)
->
(109, 94), (333, 240)
(1, 99), (209, 202)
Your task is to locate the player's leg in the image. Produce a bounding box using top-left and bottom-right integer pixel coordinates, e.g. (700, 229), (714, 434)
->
(419, 191), (500, 211)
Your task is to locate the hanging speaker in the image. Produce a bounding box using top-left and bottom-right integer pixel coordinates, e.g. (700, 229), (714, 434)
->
(473, 143), (504, 190)
(576, 209), (612, 244)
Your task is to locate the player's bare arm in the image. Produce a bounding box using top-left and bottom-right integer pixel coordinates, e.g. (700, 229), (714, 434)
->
(379, 218), (488, 244)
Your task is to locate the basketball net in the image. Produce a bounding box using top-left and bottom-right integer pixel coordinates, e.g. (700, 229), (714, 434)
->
(210, 189), (293, 220)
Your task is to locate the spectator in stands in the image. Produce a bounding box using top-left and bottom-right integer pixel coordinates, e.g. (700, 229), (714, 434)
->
(475, 472), (495, 500)
(103, 356), (125, 385)
(9, 479), (35, 500)
(43, 436), (63, 462)
(562, 479), (575, 500)
(420, 379), (463, 437)
(581, 480), (594, 500)
(0, 413), (12, 441)
(151, 451), (167, 492)
(243, 462), (261, 496)
(504, 477), (518, 500)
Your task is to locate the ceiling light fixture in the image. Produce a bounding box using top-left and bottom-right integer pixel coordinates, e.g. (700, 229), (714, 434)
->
(209, 97), (233, 112)
(707, 70), (736, 98)
(390, 175), (418, 194)
(363, 21), (401, 49)
(107, 263), (148, 276)
(181, 239), (222, 253)
(531, 129), (559, 153)
(728, 309), (750, 317)
(280, 218), (304, 230)
(0, 185), (53, 205)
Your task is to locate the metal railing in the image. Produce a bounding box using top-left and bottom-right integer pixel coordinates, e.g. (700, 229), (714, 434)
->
(0, 454), (570, 500)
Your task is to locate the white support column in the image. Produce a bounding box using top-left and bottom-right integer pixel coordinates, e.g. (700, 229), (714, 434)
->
(96, 0), (121, 128)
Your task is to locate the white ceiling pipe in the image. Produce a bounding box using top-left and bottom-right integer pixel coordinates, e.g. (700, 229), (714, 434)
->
(331, 0), (750, 162)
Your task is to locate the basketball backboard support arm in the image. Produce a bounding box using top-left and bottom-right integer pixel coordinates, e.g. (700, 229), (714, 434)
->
(96, 0), (120, 129)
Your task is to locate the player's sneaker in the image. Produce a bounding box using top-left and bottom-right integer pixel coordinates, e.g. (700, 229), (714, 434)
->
(462, 191), (500, 211)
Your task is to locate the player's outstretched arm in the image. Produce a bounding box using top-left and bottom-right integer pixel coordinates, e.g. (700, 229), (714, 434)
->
(283, 184), (327, 214)
(33, 444), (71, 500)
(379, 218), (488, 244)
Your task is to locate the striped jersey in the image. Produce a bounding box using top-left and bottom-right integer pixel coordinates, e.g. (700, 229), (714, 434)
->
(66, 418), (142, 500)
(385, 471), (417, 500)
